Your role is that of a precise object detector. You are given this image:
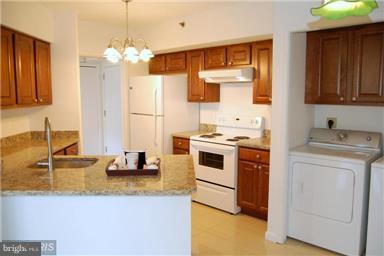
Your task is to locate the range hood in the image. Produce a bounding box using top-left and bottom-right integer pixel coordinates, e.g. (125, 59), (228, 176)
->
(198, 67), (254, 83)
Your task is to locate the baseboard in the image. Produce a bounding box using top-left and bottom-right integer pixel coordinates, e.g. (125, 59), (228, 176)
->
(265, 230), (287, 244)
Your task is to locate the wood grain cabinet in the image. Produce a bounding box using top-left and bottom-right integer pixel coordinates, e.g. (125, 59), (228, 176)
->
(54, 142), (79, 156)
(238, 147), (270, 220)
(187, 50), (220, 102)
(305, 22), (384, 106)
(165, 52), (186, 72)
(350, 23), (384, 104)
(205, 47), (226, 69)
(149, 55), (166, 74)
(173, 137), (190, 155)
(1, 27), (16, 106)
(1, 26), (52, 109)
(253, 40), (273, 104)
(227, 44), (252, 67)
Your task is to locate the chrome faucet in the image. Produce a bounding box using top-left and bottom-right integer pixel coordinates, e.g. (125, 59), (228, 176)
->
(44, 117), (54, 172)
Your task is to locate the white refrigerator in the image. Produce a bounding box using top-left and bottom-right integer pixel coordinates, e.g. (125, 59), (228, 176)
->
(128, 74), (200, 156)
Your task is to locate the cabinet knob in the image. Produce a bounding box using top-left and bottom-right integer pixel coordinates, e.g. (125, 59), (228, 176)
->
(34, 99), (38, 103)
(39, 98), (43, 102)
(340, 97), (344, 101)
(352, 97), (356, 101)
(221, 62), (225, 65)
(229, 61), (233, 65)
(258, 165), (262, 170)
(200, 96), (203, 100)
(268, 97), (272, 101)
(178, 142), (182, 146)
(256, 154), (260, 159)
(254, 165), (258, 170)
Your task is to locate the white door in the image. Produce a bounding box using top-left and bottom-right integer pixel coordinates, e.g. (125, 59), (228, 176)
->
(129, 76), (163, 115)
(129, 114), (163, 157)
(103, 65), (123, 155)
(79, 65), (103, 155)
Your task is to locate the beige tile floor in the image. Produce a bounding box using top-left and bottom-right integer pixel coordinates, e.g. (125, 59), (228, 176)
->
(191, 202), (338, 256)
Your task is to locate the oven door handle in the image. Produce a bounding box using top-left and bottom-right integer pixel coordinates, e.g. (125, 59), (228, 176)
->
(190, 141), (235, 154)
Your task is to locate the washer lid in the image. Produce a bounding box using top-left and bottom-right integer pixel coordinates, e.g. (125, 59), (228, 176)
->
(290, 144), (380, 164)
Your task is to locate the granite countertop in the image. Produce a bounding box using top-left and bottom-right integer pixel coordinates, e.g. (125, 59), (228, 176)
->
(172, 130), (209, 139)
(1, 151), (197, 196)
(236, 136), (271, 150)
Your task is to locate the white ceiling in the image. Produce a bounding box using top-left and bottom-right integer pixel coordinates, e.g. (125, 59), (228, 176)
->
(43, 1), (237, 28)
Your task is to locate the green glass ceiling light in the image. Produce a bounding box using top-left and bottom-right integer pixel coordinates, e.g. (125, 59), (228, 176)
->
(311, 0), (378, 20)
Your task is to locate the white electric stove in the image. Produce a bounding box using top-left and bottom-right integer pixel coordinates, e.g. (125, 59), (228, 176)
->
(190, 115), (264, 214)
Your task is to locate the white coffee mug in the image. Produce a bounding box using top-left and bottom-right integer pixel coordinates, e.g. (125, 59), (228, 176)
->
(125, 152), (139, 169)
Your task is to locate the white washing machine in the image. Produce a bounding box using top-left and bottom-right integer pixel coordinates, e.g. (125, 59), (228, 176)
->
(366, 156), (384, 256)
(288, 128), (382, 256)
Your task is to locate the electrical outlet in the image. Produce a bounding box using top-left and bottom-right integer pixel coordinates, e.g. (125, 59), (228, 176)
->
(326, 117), (337, 129)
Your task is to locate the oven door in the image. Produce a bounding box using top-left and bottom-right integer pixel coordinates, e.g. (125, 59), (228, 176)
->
(190, 140), (237, 188)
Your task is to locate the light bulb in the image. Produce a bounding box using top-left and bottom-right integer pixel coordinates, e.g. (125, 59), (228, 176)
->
(123, 46), (139, 62)
(140, 48), (154, 62)
(103, 47), (122, 63)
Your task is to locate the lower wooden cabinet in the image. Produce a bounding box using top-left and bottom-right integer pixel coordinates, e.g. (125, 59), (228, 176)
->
(54, 142), (79, 156)
(237, 147), (270, 220)
(173, 137), (190, 154)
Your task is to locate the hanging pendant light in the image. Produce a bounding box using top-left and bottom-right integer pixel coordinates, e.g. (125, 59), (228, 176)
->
(103, 0), (153, 63)
(311, 0), (378, 20)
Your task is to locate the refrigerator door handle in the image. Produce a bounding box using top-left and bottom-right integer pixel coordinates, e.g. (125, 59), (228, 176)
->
(154, 88), (158, 146)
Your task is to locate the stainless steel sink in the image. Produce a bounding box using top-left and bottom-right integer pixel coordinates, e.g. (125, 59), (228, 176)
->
(29, 158), (98, 169)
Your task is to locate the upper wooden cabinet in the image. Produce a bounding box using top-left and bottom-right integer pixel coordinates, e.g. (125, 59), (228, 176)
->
(35, 40), (52, 105)
(253, 40), (273, 104)
(165, 52), (186, 72)
(187, 50), (220, 102)
(1, 26), (52, 109)
(1, 27), (16, 106)
(227, 44), (252, 67)
(305, 22), (384, 106)
(305, 29), (349, 104)
(15, 33), (37, 105)
(351, 23), (384, 104)
(149, 55), (166, 73)
(205, 47), (226, 69)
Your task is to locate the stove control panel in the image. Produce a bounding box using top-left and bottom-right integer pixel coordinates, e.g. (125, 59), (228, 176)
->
(216, 115), (264, 129)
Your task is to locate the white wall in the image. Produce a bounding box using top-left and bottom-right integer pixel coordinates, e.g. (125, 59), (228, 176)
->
(1, 1), (53, 42)
(200, 83), (272, 129)
(135, 2), (273, 53)
(269, 0), (384, 244)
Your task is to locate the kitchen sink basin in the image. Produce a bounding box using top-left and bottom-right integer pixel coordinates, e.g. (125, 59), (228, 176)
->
(29, 158), (98, 169)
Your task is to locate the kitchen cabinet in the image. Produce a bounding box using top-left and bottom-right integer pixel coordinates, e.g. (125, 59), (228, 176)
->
(149, 55), (166, 74)
(187, 50), (220, 102)
(253, 40), (273, 104)
(1, 27), (16, 106)
(205, 47), (226, 69)
(305, 22), (384, 106)
(165, 52), (186, 72)
(350, 23), (384, 104)
(15, 33), (37, 105)
(227, 44), (251, 67)
(173, 137), (190, 155)
(238, 147), (270, 220)
(35, 40), (52, 104)
(54, 142), (79, 156)
(1, 26), (52, 109)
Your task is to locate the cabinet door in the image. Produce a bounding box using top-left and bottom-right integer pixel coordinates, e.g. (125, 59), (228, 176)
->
(227, 44), (251, 66)
(253, 40), (273, 104)
(35, 40), (52, 104)
(187, 50), (205, 102)
(15, 33), (37, 105)
(165, 52), (186, 72)
(205, 47), (226, 69)
(351, 23), (384, 104)
(237, 160), (258, 209)
(65, 143), (78, 155)
(305, 30), (348, 104)
(173, 148), (189, 155)
(149, 55), (165, 74)
(1, 27), (16, 106)
(256, 164), (269, 220)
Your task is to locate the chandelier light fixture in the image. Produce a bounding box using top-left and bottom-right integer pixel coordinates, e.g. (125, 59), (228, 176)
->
(104, 0), (153, 63)
(311, 0), (378, 20)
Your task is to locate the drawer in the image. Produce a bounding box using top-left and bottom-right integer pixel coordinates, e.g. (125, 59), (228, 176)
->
(239, 147), (269, 164)
(173, 148), (189, 155)
(173, 137), (190, 151)
(65, 143), (78, 155)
